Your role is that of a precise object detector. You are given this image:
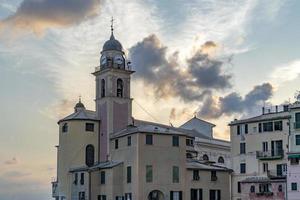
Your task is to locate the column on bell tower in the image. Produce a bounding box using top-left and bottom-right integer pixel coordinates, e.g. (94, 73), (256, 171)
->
(93, 29), (134, 162)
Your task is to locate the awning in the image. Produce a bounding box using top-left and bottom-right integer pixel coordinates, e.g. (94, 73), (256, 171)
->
(288, 154), (300, 159)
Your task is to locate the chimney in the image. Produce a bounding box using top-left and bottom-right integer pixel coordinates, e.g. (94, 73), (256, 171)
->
(283, 105), (289, 112)
(262, 107), (265, 115)
(275, 105), (278, 113)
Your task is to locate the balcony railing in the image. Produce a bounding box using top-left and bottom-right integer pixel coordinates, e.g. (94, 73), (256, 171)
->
(267, 169), (287, 178)
(256, 192), (273, 197)
(256, 150), (284, 160)
(52, 181), (58, 197)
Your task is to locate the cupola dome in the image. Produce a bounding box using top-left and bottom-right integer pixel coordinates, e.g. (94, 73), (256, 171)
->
(102, 33), (123, 52)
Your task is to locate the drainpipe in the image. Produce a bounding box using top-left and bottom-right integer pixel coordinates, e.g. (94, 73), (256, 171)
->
(286, 117), (291, 200)
(88, 170), (91, 200)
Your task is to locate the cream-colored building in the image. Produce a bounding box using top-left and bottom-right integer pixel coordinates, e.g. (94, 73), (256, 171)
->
(230, 106), (290, 200)
(52, 27), (232, 200)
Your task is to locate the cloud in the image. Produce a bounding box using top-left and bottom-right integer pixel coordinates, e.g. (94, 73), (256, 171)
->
(198, 83), (273, 119)
(129, 34), (231, 102)
(4, 157), (18, 165)
(0, 0), (101, 35)
(270, 60), (300, 86)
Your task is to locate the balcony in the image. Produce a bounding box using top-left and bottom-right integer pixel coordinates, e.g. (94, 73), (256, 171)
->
(256, 192), (273, 197)
(267, 169), (287, 178)
(52, 181), (58, 197)
(256, 150), (284, 160)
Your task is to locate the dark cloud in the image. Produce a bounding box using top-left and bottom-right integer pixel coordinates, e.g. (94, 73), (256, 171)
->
(198, 83), (273, 119)
(188, 52), (232, 89)
(0, 0), (100, 34)
(129, 34), (231, 102)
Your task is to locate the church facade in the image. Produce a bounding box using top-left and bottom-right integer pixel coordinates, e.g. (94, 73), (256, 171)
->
(52, 28), (232, 200)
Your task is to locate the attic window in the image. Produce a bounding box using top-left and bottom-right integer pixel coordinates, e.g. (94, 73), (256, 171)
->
(62, 123), (68, 133)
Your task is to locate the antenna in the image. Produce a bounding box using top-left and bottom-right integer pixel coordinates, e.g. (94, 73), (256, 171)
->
(294, 91), (300, 102)
(111, 16), (114, 34)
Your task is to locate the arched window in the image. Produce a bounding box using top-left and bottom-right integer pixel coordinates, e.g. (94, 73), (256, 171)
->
(203, 154), (209, 161)
(85, 145), (94, 167)
(62, 123), (68, 133)
(117, 78), (123, 97)
(250, 185), (255, 193)
(218, 156), (225, 163)
(101, 79), (105, 97)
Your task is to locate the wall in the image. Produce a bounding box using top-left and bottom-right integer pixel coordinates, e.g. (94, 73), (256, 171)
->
(57, 120), (99, 200)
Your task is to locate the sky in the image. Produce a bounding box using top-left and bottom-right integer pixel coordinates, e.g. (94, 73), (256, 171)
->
(0, 0), (300, 199)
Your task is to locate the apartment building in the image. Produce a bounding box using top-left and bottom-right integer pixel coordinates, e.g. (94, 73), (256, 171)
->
(230, 106), (289, 200)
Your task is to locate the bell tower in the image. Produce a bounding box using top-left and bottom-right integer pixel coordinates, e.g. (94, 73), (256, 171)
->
(93, 21), (134, 162)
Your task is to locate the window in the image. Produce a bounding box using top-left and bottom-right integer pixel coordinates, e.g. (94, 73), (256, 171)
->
(259, 123), (262, 133)
(203, 154), (209, 161)
(296, 135), (300, 145)
(127, 136), (131, 146)
(173, 166), (179, 183)
(274, 121), (283, 131)
(263, 122), (273, 132)
(250, 185), (255, 193)
(263, 163), (268, 172)
(115, 139), (118, 149)
(296, 113), (300, 128)
(100, 171), (105, 184)
(240, 143), (246, 154)
(191, 189), (202, 200)
(127, 166), (131, 183)
(79, 192), (85, 200)
(193, 170), (200, 181)
(245, 124), (248, 134)
(240, 163), (246, 174)
(209, 190), (221, 200)
(116, 78), (123, 97)
(74, 173), (78, 185)
(85, 123), (94, 132)
(170, 191), (182, 200)
(80, 173), (84, 185)
(211, 171), (217, 181)
(238, 182), (241, 193)
(259, 183), (270, 192)
(101, 79), (105, 97)
(85, 144), (95, 167)
(146, 135), (153, 145)
(173, 135), (179, 147)
(218, 156), (224, 163)
(292, 182), (298, 191)
(291, 158), (299, 165)
(186, 138), (194, 146)
(237, 125), (241, 135)
(278, 185), (283, 192)
(125, 193), (132, 200)
(62, 123), (68, 133)
(98, 195), (106, 200)
(263, 142), (268, 152)
(146, 165), (152, 183)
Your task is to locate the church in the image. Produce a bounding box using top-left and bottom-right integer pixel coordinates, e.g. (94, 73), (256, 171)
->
(52, 25), (232, 200)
